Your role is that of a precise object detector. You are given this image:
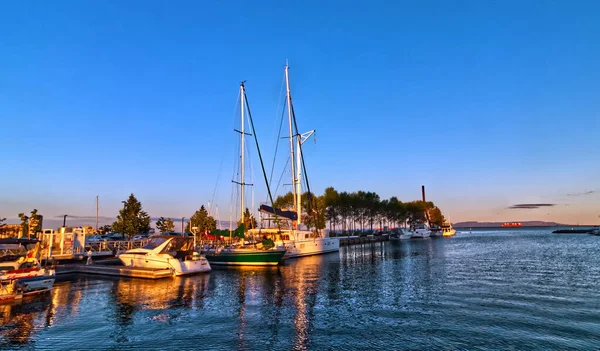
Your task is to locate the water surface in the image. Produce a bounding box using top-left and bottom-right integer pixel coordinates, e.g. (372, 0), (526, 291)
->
(2, 229), (599, 350)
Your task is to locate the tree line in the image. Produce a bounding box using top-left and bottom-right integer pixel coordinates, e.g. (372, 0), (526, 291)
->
(272, 187), (445, 233)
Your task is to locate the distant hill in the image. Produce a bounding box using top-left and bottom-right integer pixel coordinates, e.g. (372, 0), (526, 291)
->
(453, 221), (563, 228)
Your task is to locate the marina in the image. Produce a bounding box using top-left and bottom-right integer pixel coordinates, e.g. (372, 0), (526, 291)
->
(2, 228), (600, 350)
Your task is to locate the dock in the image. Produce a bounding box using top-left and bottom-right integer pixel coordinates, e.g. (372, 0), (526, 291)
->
(56, 263), (174, 279)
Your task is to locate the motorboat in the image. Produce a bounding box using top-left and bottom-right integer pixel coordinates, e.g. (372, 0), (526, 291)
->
(408, 223), (431, 239)
(389, 228), (411, 240)
(118, 236), (211, 276)
(442, 222), (456, 237)
(0, 238), (55, 302)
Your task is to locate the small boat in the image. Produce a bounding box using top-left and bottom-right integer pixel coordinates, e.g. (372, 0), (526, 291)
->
(389, 229), (411, 240)
(409, 223), (431, 239)
(118, 236), (211, 276)
(441, 222), (456, 237)
(0, 238), (55, 303)
(429, 225), (443, 237)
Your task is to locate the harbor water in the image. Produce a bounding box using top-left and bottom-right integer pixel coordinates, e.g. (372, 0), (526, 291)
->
(2, 229), (600, 350)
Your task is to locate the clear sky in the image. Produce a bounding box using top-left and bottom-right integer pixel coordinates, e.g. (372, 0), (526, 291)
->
(1, 0), (599, 228)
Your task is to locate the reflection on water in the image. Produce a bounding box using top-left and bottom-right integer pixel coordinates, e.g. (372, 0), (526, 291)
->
(2, 230), (600, 350)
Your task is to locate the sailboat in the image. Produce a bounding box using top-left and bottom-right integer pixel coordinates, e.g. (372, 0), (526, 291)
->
(203, 82), (287, 266)
(248, 64), (340, 258)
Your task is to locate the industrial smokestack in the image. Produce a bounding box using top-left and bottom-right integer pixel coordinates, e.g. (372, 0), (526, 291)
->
(421, 185), (426, 202)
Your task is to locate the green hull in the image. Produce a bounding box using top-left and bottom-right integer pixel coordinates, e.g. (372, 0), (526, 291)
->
(205, 250), (286, 266)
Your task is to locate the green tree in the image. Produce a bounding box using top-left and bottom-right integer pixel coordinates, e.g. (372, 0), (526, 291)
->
(187, 205), (217, 235)
(236, 208), (257, 231)
(428, 207), (445, 227)
(112, 194), (151, 239)
(156, 217), (175, 233)
(273, 192), (294, 209)
(323, 187), (340, 233)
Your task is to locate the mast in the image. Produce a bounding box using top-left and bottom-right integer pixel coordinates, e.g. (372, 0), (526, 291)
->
(240, 82), (246, 226)
(285, 64), (298, 226)
(95, 195), (99, 231)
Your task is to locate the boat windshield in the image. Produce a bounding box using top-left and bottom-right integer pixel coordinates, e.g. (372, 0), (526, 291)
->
(142, 237), (168, 250)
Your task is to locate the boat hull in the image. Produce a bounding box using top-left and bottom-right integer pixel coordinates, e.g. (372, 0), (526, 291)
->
(118, 253), (211, 275)
(282, 238), (340, 258)
(442, 229), (456, 237)
(205, 250), (286, 266)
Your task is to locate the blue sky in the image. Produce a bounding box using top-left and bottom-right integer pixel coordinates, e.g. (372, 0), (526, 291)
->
(1, 0), (599, 227)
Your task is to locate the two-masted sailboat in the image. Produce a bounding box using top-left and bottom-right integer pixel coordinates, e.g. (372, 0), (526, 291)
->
(203, 82), (287, 266)
(248, 64), (340, 258)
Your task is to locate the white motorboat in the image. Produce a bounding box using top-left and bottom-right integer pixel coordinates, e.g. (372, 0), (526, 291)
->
(408, 223), (431, 239)
(389, 229), (412, 240)
(0, 238), (55, 302)
(118, 236), (211, 276)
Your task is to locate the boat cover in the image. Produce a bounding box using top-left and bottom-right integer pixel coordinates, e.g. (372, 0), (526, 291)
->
(259, 205), (298, 221)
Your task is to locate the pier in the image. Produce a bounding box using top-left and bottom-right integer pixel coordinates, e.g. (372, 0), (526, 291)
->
(56, 263), (174, 279)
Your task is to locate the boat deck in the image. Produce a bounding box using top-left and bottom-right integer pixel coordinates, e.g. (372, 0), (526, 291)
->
(56, 264), (174, 279)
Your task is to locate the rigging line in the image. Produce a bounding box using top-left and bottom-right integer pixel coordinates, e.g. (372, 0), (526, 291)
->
(269, 98), (288, 189)
(268, 72), (287, 184)
(291, 102), (319, 232)
(243, 88), (281, 230)
(274, 156), (291, 197)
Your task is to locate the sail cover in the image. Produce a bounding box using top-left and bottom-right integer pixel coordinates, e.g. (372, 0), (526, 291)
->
(259, 205), (298, 221)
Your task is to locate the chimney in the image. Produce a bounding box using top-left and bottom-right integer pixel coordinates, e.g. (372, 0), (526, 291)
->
(421, 185), (426, 202)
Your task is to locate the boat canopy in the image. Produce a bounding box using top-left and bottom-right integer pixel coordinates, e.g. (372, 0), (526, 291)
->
(259, 205), (298, 221)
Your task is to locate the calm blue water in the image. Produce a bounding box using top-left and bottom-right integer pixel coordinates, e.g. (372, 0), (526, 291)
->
(2, 229), (600, 350)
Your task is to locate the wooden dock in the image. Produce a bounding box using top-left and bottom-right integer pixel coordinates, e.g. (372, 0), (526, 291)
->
(56, 263), (174, 279)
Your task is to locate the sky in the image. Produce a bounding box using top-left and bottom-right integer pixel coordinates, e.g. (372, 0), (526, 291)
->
(1, 0), (599, 228)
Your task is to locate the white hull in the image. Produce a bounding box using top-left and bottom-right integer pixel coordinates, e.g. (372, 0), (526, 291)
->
(280, 237), (340, 258)
(119, 253), (211, 275)
(410, 230), (431, 239)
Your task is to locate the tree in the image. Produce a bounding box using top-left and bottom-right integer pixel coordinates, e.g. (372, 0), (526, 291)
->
(0, 217), (6, 236)
(187, 205), (217, 236)
(323, 187), (340, 233)
(236, 208), (257, 231)
(18, 212), (29, 238)
(428, 207), (445, 227)
(156, 217), (175, 233)
(112, 194), (151, 239)
(29, 209), (43, 235)
(273, 192), (294, 209)
(98, 225), (112, 234)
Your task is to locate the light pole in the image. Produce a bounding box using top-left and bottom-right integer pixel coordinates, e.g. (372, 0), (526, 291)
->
(181, 217), (185, 236)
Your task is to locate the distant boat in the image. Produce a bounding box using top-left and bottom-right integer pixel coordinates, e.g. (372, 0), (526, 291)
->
(501, 222), (522, 227)
(389, 228), (411, 240)
(441, 222), (456, 237)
